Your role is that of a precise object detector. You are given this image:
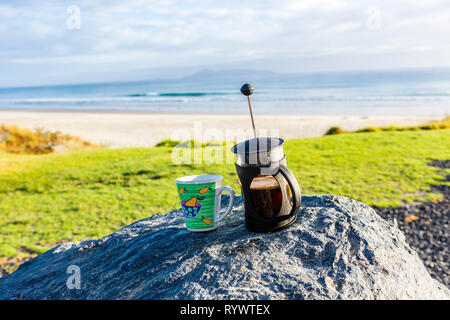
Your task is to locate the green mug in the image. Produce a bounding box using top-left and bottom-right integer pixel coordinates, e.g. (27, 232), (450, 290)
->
(176, 174), (235, 232)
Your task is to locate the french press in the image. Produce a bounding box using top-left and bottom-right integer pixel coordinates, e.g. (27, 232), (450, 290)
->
(231, 84), (301, 233)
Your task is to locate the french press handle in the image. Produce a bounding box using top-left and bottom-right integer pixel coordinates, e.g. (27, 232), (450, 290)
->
(278, 165), (301, 218)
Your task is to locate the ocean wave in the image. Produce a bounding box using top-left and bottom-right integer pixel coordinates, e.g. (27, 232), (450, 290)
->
(404, 92), (450, 97)
(2, 92), (450, 106)
(125, 91), (233, 97)
(2, 97), (196, 104)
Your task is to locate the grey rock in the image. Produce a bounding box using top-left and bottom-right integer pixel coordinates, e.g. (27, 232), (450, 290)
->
(0, 268), (8, 278)
(0, 195), (449, 300)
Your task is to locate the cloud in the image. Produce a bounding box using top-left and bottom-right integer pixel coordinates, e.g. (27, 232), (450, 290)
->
(328, 22), (362, 33)
(1, 0), (450, 86)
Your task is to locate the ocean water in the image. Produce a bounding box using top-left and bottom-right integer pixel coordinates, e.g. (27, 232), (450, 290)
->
(0, 68), (449, 115)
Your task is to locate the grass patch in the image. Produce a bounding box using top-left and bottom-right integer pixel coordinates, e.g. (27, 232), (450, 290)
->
(0, 129), (449, 269)
(324, 126), (347, 135)
(355, 126), (382, 133)
(155, 139), (181, 148)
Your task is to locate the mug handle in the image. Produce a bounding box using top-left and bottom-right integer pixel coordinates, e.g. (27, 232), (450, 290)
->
(215, 186), (235, 222)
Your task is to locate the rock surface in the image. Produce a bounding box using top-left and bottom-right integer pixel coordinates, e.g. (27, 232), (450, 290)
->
(0, 195), (448, 300)
(0, 267), (8, 278)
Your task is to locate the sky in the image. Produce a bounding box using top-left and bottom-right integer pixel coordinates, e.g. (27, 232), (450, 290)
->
(1, 0), (450, 87)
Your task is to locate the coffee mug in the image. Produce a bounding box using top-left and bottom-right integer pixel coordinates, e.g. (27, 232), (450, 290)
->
(176, 174), (235, 232)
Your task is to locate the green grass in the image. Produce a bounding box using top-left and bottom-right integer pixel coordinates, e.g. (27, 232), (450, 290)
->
(0, 129), (449, 269)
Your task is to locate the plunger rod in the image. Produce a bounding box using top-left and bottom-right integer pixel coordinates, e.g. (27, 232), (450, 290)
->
(240, 83), (257, 139)
(247, 96), (257, 139)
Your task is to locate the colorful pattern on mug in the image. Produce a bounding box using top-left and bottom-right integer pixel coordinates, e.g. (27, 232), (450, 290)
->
(176, 182), (216, 230)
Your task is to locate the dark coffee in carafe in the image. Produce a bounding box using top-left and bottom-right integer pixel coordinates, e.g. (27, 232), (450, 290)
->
(232, 137), (301, 232)
(249, 175), (291, 219)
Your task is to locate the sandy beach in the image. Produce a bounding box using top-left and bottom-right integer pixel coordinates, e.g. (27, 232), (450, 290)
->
(0, 110), (444, 148)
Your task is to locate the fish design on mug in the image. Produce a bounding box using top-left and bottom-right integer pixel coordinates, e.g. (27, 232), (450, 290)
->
(201, 216), (212, 225)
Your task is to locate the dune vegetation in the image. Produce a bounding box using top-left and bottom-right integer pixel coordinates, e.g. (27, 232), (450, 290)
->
(325, 116), (450, 135)
(0, 124), (100, 154)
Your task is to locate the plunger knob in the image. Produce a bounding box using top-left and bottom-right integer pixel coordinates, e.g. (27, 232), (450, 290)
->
(240, 83), (254, 96)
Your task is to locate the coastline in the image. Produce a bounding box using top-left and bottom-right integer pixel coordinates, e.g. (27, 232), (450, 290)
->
(0, 109), (444, 148)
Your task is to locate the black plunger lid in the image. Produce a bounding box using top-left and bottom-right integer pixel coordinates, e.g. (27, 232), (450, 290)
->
(231, 137), (284, 154)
